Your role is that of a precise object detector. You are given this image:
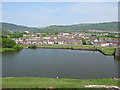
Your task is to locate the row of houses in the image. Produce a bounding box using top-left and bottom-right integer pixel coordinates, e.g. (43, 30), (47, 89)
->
(12, 37), (83, 45)
(11, 32), (120, 47)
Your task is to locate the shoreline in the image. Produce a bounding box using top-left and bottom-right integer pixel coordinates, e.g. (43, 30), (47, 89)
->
(25, 46), (114, 56)
(1, 45), (115, 56)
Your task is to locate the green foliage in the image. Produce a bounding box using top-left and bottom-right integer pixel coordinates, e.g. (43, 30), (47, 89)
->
(87, 40), (93, 45)
(9, 33), (23, 38)
(55, 32), (58, 36)
(1, 22), (118, 32)
(2, 38), (16, 48)
(1, 35), (7, 38)
(28, 45), (37, 49)
(13, 45), (23, 51)
(1, 22), (37, 31)
(1, 48), (15, 52)
(51, 33), (55, 35)
(41, 33), (47, 37)
(21, 44), (115, 54)
(37, 22), (118, 32)
(82, 39), (86, 45)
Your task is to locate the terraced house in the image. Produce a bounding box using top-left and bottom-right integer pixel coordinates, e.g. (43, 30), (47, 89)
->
(10, 32), (120, 47)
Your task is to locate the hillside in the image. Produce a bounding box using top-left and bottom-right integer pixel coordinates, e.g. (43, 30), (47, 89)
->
(1, 22), (118, 33)
(0, 22), (37, 31)
(37, 22), (118, 32)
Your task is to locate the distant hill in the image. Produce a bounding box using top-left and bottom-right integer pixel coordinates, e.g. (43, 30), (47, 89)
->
(1, 22), (118, 33)
(0, 22), (37, 31)
(38, 22), (118, 32)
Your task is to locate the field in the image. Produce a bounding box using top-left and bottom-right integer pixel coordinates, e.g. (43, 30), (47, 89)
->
(2, 77), (119, 88)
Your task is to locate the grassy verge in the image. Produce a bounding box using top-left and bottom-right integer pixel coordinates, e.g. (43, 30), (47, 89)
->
(97, 47), (115, 54)
(2, 77), (118, 88)
(1, 45), (116, 55)
(21, 45), (116, 55)
(43, 45), (115, 55)
(37, 45), (96, 48)
(0, 48), (15, 52)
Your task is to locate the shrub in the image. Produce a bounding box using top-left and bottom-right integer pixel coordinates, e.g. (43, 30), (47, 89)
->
(2, 38), (16, 48)
(13, 45), (23, 51)
(28, 45), (37, 49)
(82, 39), (86, 45)
(87, 40), (93, 45)
(41, 33), (47, 37)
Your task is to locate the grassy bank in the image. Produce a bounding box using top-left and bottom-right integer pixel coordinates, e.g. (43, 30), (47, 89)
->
(21, 45), (116, 55)
(2, 77), (118, 88)
(97, 47), (115, 54)
(1, 45), (116, 55)
(38, 45), (116, 55)
(0, 48), (15, 52)
(1, 45), (23, 52)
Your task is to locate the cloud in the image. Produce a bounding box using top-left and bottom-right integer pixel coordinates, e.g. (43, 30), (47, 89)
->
(2, 2), (118, 27)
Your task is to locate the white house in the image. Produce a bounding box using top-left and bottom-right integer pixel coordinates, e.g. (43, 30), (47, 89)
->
(101, 43), (112, 47)
(94, 39), (99, 42)
(26, 41), (32, 44)
(24, 31), (30, 33)
(63, 33), (70, 36)
(48, 40), (54, 45)
(32, 42), (37, 45)
(58, 41), (64, 45)
(43, 41), (47, 44)
(43, 37), (50, 40)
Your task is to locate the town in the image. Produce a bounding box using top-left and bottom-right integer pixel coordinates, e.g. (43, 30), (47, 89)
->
(9, 31), (120, 47)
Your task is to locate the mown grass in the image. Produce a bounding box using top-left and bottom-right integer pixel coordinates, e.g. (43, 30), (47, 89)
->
(1, 45), (116, 55)
(37, 45), (95, 48)
(21, 45), (116, 55)
(2, 77), (119, 88)
(37, 45), (116, 54)
(97, 47), (115, 54)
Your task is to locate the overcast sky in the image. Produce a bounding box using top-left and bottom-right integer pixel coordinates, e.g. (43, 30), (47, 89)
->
(2, 2), (118, 27)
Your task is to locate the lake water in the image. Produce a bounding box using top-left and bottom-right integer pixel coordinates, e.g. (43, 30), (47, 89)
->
(2, 49), (119, 79)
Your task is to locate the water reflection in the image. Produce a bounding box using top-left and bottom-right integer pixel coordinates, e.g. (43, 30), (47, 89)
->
(2, 49), (115, 79)
(2, 51), (20, 56)
(114, 56), (120, 61)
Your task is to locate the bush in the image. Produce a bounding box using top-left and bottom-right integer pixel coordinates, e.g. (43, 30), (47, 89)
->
(28, 45), (37, 49)
(87, 40), (93, 45)
(13, 45), (23, 51)
(2, 38), (16, 48)
(41, 33), (47, 37)
(82, 39), (86, 45)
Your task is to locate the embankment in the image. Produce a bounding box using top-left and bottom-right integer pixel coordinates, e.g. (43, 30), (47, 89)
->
(28, 46), (114, 56)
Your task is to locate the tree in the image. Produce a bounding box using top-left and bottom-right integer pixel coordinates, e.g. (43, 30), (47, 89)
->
(2, 38), (16, 48)
(41, 33), (47, 37)
(51, 33), (55, 35)
(13, 45), (23, 51)
(28, 45), (37, 49)
(82, 39), (86, 45)
(1, 35), (7, 38)
(9, 33), (23, 38)
(10, 34), (15, 38)
(87, 40), (93, 45)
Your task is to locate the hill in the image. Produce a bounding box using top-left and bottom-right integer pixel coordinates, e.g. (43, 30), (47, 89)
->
(0, 22), (118, 33)
(37, 22), (118, 32)
(0, 22), (37, 31)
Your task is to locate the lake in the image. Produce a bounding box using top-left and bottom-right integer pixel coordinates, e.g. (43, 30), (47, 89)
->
(2, 49), (119, 79)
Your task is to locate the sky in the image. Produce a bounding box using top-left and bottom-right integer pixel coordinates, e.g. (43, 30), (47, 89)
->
(2, 2), (118, 27)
